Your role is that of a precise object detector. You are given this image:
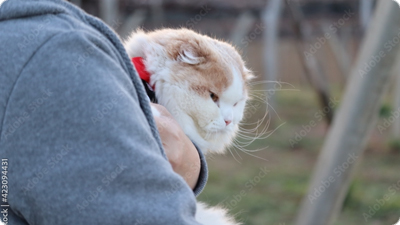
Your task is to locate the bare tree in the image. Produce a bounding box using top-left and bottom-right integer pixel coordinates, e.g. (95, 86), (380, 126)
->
(322, 24), (351, 83)
(262, 0), (283, 108)
(99, 0), (118, 26)
(360, 0), (374, 32)
(230, 10), (256, 50)
(69, 0), (81, 7)
(392, 52), (400, 138)
(118, 9), (148, 39)
(295, 1), (400, 225)
(151, 0), (164, 27)
(286, 0), (333, 125)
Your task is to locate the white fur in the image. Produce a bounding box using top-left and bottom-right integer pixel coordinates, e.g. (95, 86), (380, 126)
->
(124, 31), (248, 155)
(124, 29), (249, 225)
(150, 104), (161, 117)
(196, 203), (241, 225)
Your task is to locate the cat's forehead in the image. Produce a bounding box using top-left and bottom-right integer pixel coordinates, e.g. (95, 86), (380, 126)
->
(184, 45), (248, 98)
(189, 57), (234, 94)
(187, 59), (246, 100)
(220, 64), (245, 102)
(207, 42), (247, 90)
(153, 28), (249, 95)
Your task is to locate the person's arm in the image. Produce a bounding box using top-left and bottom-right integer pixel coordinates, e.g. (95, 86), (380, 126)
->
(151, 103), (208, 195)
(3, 31), (201, 225)
(151, 103), (201, 190)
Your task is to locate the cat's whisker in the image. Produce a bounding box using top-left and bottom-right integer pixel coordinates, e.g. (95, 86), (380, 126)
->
(250, 88), (299, 92)
(232, 139), (268, 154)
(265, 102), (282, 121)
(231, 142), (269, 161)
(227, 146), (242, 164)
(233, 147), (243, 160)
(235, 132), (258, 139)
(239, 121), (285, 141)
(238, 124), (268, 137)
(249, 80), (296, 89)
(240, 108), (271, 132)
(235, 119), (285, 152)
(248, 93), (269, 103)
(235, 129), (268, 147)
(233, 141), (269, 153)
(231, 141), (250, 153)
(235, 136), (268, 147)
(242, 121), (269, 136)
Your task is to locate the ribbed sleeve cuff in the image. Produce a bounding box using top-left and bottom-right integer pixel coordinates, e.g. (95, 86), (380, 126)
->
(192, 142), (208, 196)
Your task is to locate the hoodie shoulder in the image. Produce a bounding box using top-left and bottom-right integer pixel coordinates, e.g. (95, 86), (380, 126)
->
(0, 0), (132, 142)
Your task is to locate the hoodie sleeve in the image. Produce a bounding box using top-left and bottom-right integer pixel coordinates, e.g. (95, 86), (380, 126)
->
(193, 143), (208, 196)
(2, 30), (203, 225)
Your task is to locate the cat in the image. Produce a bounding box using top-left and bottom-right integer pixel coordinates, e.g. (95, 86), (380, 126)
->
(124, 28), (253, 225)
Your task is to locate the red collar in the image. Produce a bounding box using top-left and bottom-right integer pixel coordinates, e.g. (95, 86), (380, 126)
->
(131, 57), (151, 85)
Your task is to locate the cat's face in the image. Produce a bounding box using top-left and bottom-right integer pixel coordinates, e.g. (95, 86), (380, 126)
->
(125, 29), (253, 154)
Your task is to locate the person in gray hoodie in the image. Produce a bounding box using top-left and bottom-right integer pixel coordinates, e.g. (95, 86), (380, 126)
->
(0, 0), (207, 224)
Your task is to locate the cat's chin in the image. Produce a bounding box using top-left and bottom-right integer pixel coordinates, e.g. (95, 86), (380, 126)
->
(195, 126), (238, 155)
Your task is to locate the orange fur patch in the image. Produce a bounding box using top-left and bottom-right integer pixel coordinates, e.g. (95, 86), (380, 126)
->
(136, 28), (252, 97)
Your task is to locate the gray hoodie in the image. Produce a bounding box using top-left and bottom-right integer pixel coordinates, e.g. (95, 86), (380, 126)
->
(0, 0), (207, 224)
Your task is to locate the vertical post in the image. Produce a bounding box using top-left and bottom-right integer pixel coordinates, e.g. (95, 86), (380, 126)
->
(118, 9), (147, 39)
(286, 1), (333, 125)
(262, 0), (282, 108)
(99, 0), (118, 26)
(360, 0), (374, 32)
(392, 52), (400, 138)
(295, 1), (400, 225)
(322, 24), (351, 83)
(70, 0), (81, 7)
(230, 11), (256, 50)
(151, 0), (164, 27)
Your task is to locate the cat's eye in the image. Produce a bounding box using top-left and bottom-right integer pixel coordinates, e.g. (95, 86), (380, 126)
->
(210, 92), (219, 103)
(233, 102), (238, 107)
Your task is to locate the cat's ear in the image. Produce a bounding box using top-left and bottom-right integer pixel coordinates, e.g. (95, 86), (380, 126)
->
(176, 44), (206, 65)
(177, 48), (204, 65)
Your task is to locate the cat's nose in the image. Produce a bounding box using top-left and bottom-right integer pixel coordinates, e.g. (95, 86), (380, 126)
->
(225, 120), (231, 126)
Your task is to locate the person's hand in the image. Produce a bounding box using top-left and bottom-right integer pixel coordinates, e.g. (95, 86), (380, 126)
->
(150, 103), (201, 190)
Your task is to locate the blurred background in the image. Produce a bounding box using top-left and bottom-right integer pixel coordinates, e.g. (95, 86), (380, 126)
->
(68, 0), (400, 224)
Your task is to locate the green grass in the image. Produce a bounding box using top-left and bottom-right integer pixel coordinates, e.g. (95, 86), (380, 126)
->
(198, 87), (400, 225)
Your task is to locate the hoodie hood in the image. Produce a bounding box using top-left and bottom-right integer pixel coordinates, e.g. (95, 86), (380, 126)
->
(0, 0), (83, 22)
